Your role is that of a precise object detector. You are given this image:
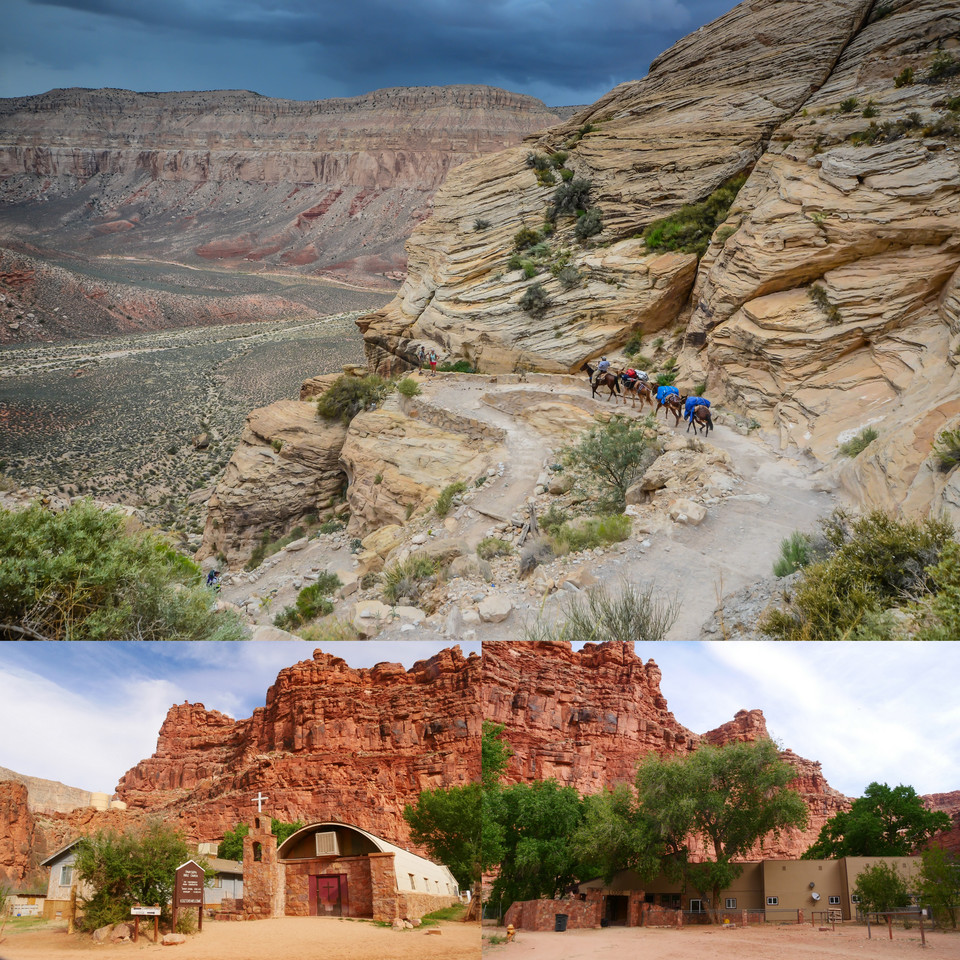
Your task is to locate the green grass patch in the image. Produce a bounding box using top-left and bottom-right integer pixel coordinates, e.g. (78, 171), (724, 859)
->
(420, 903), (468, 924)
(382, 555), (438, 604)
(549, 513), (632, 555)
(839, 427), (878, 457)
(477, 537), (514, 560)
(436, 480), (468, 517)
(773, 531), (814, 577)
(643, 172), (748, 258)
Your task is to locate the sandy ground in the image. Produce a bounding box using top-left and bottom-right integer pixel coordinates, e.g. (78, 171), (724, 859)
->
(0, 918), (481, 960)
(482, 923), (960, 959)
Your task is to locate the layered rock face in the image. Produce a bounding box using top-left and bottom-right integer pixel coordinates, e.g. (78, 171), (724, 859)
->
(0, 86), (563, 303)
(482, 641), (849, 858)
(0, 781), (37, 887)
(0, 765), (94, 814)
(113, 647), (481, 850)
(359, 0), (960, 522)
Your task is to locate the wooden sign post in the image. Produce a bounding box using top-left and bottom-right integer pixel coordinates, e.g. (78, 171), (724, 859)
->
(173, 860), (205, 933)
(130, 904), (161, 942)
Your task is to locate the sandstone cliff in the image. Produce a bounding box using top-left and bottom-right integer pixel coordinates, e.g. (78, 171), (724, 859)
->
(482, 641), (849, 858)
(113, 646), (481, 850)
(0, 85), (564, 341)
(359, 0), (960, 522)
(0, 781), (37, 887)
(0, 765), (94, 814)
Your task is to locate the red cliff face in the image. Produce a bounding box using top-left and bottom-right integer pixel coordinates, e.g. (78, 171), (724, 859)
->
(114, 646), (481, 850)
(481, 641), (850, 859)
(0, 781), (36, 887)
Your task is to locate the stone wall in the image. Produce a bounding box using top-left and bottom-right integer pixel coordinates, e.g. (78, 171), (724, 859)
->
(241, 818), (283, 918)
(370, 852), (399, 922)
(283, 856), (373, 918)
(397, 891), (460, 921)
(503, 898), (600, 932)
(640, 903), (684, 927)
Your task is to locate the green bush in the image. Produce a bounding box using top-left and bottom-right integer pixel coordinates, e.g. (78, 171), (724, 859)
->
(550, 513), (632, 554)
(0, 499), (244, 641)
(549, 178), (593, 219)
(273, 573), (341, 630)
(561, 416), (659, 512)
(519, 283), (551, 316)
(928, 51), (960, 83)
(437, 359), (476, 373)
(760, 511), (955, 640)
(643, 172), (748, 258)
(556, 265), (582, 289)
(839, 427), (878, 457)
(862, 101), (879, 118)
(474, 218), (491, 231)
(382, 555), (438, 604)
(549, 150), (569, 167)
(525, 152), (551, 171)
(319, 519), (345, 534)
(522, 581), (678, 644)
(849, 113), (922, 145)
(623, 331), (644, 357)
(477, 537), (514, 560)
(838, 97), (859, 113)
(245, 524), (307, 571)
(809, 284), (842, 324)
(514, 226), (541, 251)
(894, 67), (914, 88)
(575, 207), (603, 242)
(436, 480), (468, 517)
(933, 427), (960, 472)
(299, 617), (360, 642)
(316, 374), (390, 424)
(773, 531), (813, 577)
(397, 377), (421, 398)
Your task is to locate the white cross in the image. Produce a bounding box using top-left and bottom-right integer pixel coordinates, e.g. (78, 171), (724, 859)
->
(253, 791), (269, 813)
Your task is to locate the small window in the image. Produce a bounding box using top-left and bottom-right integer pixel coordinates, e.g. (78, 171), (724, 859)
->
(689, 899), (704, 913)
(409, 874), (416, 891)
(766, 896), (779, 906)
(828, 896), (841, 905)
(725, 898), (737, 910)
(315, 832), (339, 857)
(59, 865), (73, 886)
(252, 842), (262, 862)
(851, 895), (860, 904)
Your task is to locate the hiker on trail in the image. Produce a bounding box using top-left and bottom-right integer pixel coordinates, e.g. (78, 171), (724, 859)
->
(428, 349), (438, 376)
(417, 345), (426, 370)
(206, 569), (221, 592)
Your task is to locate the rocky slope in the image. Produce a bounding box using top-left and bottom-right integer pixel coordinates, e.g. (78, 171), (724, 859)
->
(0, 86), (564, 341)
(481, 641), (848, 858)
(358, 0), (960, 523)
(0, 781), (38, 887)
(112, 646), (481, 850)
(0, 766), (95, 815)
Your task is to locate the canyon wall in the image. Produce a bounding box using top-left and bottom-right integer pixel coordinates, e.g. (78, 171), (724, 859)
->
(358, 0), (960, 523)
(113, 646), (481, 851)
(0, 85), (564, 341)
(481, 641), (849, 858)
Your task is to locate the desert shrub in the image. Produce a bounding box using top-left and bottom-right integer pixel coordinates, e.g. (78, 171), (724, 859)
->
(477, 537), (514, 560)
(536, 168), (557, 186)
(549, 150), (569, 167)
(437, 359), (476, 373)
(397, 377), (421, 398)
(575, 207), (603, 242)
(809, 284), (843, 324)
(514, 226), (541, 251)
(474, 218), (491, 231)
(928, 51), (960, 83)
(299, 617), (361, 642)
(0, 499), (244, 641)
(909, 540), (960, 640)
(643, 172), (748, 258)
(382, 554), (438, 604)
(564, 122), (595, 148)
(933, 427), (960, 472)
(760, 511), (954, 640)
(894, 67), (914, 88)
(862, 100), (879, 118)
(273, 574), (341, 630)
(556, 265), (582, 289)
(316, 374), (390, 424)
(559, 167), (574, 181)
(715, 224), (738, 245)
(623, 331), (644, 357)
(435, 480), (468, 517)
(850, 114), (922, 146)
(656, 371), (676, 386)
(522, 581), (678, 644)
(839, 96), (859, 113)
(518, 536), (556, 577)
(540, 503), (570, 534)
(549, 178), (593, 218)
(549, 513), (632, 554)
(839, 426), (879, 457)
(519, 283), (551, 316)
(525, 152), (551, 171)
(319, 519), (345, 533)
(773, 531), (814, 577)
(245, 525), (306, 570)
(561, 416), (659, 512)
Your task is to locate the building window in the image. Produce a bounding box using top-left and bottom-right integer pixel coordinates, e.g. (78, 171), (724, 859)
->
(689, 899), (704, 913)
(851, 895), (860, 904)
(59, 865), (73, 886)
(766, 897), (779, 906)
(828, 896), (841, 905)
(725, 898), (737, 910)
(252, 842), (262, 863)
(409, 874), (416, 891)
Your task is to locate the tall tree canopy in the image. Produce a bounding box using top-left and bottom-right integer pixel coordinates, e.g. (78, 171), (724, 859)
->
(802, 783), (950, 859)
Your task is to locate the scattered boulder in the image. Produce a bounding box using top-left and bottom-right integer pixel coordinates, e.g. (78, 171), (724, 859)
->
(449, 555), (493, 581)
(92, 925), (113, 942)
(111, 923), (133, 942)
(478, 595), (513, 623)
(162, 933), (187, 946)
(410, 539), (466, 566)
(668, 499), (707, 525)
(192, 432), (210, 450)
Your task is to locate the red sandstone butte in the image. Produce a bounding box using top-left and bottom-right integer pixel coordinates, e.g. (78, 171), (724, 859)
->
(114, 646), (481, 850)
(481, 641), (849, 858)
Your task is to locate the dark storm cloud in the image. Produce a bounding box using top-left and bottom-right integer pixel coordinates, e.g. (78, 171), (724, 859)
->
(2, 0), (740, 104)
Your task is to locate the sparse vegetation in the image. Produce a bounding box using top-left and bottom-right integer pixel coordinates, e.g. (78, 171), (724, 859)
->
(932, 427), (960, 472)
(316, 374), (390, 424)
(273, 573), (342, 631)
(548, 178), (594, 219)
(513, 226), (542, 251)
(477, 537), (514, 560)
(773, 531), (815, 577)
(849, 112), (922, 145)
(519, 282), (551, 316)
(437, 359), (476, 373)
(299, 617), (361, 642)
(397, 377), (421, 398)
(549, 513), (632, 555)
(436, 480), (468, 517)
(839, 96), (860, 113)
(474, 218), (491, 231)
(862, 100), (879, 118)
(839, 426), (879, 457)
(623, 331), (644, 357)
(894, 67), (914, 88)
(382, 554), (438, 604)
(574, 207), (603, 242)
(643, 172), (749, 258)
(928, 51), (960, 84)
(809, 284), (843, 324)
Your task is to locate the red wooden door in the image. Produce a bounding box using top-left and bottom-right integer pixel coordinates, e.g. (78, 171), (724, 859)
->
(312, 874), (348, 917)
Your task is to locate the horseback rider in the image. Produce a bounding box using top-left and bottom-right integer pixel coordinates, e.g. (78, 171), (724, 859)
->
(593, 356), (611, 386)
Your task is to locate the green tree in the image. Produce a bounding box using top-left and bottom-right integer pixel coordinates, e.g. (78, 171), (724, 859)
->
(635, 738), (808, 920)
(802, 783), (951, 859)
(0, 499), (245, 641)
(315, 374), (390, 424)
(490, 780), (584, 908)
(561, 416), (659, 512)
(853, 860), (911, 915)
(74, 819), (202, 930)
(217, 819), (304, 861)
(918, 845), (960, 929)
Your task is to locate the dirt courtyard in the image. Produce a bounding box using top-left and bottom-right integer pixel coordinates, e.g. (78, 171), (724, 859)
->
(482, 923), (960, 959)
(0, 917), (481, 960)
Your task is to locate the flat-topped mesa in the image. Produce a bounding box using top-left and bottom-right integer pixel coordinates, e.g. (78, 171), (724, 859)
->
(114, 646), (481, 849)
(358, 0), (876, 375)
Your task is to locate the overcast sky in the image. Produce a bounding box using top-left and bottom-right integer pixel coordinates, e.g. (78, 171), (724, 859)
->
(1, 640), (957, 802)
(0, 0), (739, 106)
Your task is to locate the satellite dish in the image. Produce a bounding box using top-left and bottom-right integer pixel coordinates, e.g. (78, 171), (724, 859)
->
(811, 892), (821, 901)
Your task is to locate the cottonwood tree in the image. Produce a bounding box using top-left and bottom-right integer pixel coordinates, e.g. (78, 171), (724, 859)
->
(802, 782), (950, 859)
(918, 845), (960, 929)
(853, 860), (911, 916)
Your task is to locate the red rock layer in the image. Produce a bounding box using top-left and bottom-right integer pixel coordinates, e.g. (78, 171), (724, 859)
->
(481, 641), (849, 859)
(114, 646), (481, 851)
(0, 781), (36, 887)
(924, 790), (960, 855)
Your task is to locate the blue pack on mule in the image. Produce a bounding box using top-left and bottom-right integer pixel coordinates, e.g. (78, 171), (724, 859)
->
(684, 396), (710, 421)
(656, 385), (679, 403)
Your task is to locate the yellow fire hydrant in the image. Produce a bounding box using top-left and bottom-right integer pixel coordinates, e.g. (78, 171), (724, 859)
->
(506, 924), (516, 942)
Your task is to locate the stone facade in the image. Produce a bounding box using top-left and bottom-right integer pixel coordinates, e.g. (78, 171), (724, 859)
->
(240, 817), (283, 919)
(284, 856), (374, 918)
(503, 898), (600, 932)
